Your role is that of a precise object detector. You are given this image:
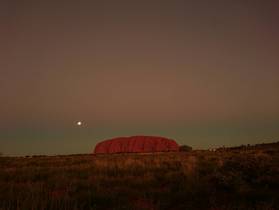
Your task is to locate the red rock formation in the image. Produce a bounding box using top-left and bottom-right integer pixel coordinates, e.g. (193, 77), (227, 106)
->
(94, 136), (179, 154)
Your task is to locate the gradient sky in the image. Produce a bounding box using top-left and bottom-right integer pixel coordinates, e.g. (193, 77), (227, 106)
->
(1, 0), (279, 155)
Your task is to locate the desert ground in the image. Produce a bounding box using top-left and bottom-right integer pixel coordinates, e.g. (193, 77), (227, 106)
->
(0, 142), (278, 210)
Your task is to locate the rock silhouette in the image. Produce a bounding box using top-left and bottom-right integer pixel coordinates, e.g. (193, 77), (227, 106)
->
(94, 136), (179, 154)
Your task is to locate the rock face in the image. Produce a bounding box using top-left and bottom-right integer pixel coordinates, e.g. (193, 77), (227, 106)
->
(94, 136), (179, 154)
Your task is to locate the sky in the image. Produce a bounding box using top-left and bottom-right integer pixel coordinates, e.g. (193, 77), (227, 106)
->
(1, 0), (279, 155)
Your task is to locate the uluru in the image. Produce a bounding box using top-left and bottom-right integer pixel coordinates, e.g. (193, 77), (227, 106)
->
(94, 136), (179, 154)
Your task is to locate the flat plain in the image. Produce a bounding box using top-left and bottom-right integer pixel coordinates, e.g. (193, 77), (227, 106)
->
(0, 143), (278, 210)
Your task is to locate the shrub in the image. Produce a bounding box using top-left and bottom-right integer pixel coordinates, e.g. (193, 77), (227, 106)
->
(179, 145), (192, 152)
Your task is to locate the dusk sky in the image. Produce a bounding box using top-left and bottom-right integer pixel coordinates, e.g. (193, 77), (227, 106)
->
(1, 1), (279, 155)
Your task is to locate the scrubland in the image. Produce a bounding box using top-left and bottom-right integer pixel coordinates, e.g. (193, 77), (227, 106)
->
(0, 142), (278, 210)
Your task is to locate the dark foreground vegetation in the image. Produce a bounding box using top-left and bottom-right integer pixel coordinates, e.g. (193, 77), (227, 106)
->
(0, 142), (279, 210)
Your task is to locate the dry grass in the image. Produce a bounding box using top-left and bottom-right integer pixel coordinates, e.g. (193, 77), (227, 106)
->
(0, 143), (279, 210)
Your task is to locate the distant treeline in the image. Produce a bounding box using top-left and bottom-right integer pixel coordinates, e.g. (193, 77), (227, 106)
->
(216, 141), (279, 151)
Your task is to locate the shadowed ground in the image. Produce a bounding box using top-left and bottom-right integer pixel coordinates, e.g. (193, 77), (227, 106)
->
(0, 142), (278, 210)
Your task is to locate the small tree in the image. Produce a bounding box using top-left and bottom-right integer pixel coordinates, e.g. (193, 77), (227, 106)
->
(179, 145), (192, 152)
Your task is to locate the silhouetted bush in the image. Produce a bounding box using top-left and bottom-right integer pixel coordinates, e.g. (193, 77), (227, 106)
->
(179, 145), (192, 152)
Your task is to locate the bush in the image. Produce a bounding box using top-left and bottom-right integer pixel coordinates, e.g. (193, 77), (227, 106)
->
(179, 145), (192, 152)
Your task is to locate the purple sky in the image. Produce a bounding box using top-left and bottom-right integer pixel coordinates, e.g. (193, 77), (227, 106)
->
(1, 0), (279, 155)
